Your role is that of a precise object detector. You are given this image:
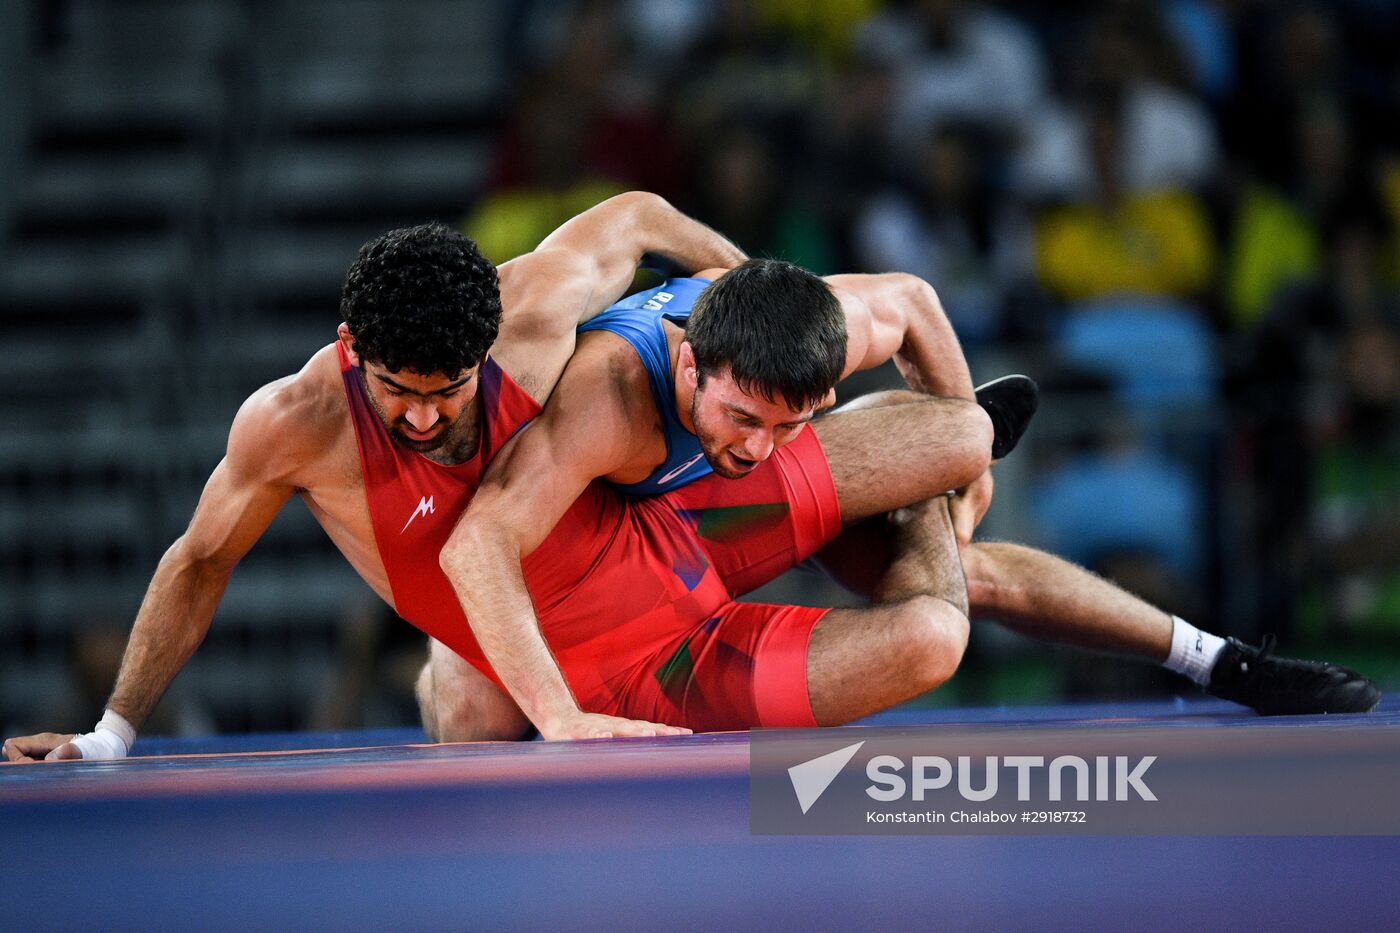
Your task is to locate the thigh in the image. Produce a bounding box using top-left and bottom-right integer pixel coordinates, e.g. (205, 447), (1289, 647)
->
(810, 394), (990, 522)
(609, 600), (828, 732)
(657, 427), (843, 596)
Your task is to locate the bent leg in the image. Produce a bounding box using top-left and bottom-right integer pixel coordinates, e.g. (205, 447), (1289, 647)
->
(811, 521), (1176, 662)
(962, 542), (1172, 660)
(656, 389), (986, 599)
(416, 638), (533, 742)
(811, 393), (992, 523)
(614, 499), (969, 731)
(807, 497), (970, 724)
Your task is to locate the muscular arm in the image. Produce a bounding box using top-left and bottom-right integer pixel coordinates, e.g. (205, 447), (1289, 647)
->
(106, 426), (293, 728)
(491, 191), (746, 403)
(4, 379), (312, 761)
(827, 272), (996, 547)
(828, 273), (975, 401)
(439, 340), (682, 739)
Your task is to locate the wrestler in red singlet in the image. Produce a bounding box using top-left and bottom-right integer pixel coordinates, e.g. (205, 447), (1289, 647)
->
(338, 340), (536, 679)
(341, 341), (843, 730)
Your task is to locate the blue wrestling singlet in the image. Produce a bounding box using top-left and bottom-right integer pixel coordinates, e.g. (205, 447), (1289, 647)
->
(577, 276), (713, 495)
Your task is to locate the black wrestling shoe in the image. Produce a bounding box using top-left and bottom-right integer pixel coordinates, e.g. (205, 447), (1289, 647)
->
(1207, 635), (1382, 715)
(975, 374), (1039, 460)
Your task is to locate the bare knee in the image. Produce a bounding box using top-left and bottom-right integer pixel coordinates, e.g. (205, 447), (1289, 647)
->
(418, 641), (531, 742)
(963, 541), (1030, 617)
(952, 400), (995, 487)
(415, 660), (441, 741)
(894, 594), (969, 691)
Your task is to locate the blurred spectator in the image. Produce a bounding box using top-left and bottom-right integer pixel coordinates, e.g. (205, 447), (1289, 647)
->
(1235, 212), (1395, 637)
(1028, 405), (1210, 634)
(1014, 8), (1218, 200)
(465, 2), (683, 262)
(856, 0), (1049, 159)
(620, 0), (713, 61)
(1222, 3), (1348, 185)
(688, 118), (836, 272)
(1162, 0), (1237, 104)
(611, 0), (877, 79)
(1225, 96), (1375, 328)
(673, 0), (824, 137)
(1033, 440), (1206, 583)
(1033, 97), (1216, 301)
(808, 50), (903, 253)
(1302, 317), (1400, 637)
(853, 122), (1034, 344)
(753, 0), (882, 64)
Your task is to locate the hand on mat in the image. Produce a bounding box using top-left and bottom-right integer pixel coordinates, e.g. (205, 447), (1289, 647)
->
(950, 469), (993, 550)
(2, 732), (80, 763)
(541, 711), (692, 741)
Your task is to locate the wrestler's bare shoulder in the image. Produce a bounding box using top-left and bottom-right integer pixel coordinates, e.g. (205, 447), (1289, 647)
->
(227, 344), (353, 488)
(571, 328), (657, 423)
(559, 329), (666, 485)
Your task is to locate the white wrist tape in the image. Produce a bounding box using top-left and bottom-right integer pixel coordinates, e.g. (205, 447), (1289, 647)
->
(69, 709), (136, 760)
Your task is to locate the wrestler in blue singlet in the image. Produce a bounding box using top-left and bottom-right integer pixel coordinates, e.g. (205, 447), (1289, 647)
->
(577, 277), (713, 495)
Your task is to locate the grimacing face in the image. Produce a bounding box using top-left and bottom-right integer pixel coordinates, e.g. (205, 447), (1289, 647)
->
(689, 367), (817, 479)
(360, 359), (481, 455)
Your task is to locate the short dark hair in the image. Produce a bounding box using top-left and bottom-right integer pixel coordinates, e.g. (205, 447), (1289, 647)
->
(686, 259), (846, 410)
(340, 222), (501, 375)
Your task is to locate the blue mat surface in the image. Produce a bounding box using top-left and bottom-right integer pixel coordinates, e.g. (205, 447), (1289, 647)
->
(4, 697), (1397, 930)
(120, 693), (1379, 758)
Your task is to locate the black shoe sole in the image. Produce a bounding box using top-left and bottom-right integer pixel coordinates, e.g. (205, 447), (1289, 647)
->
(975, 374), (1039, 460)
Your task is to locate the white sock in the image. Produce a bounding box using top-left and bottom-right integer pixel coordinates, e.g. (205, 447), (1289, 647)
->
(1162, 616), (1226, 686)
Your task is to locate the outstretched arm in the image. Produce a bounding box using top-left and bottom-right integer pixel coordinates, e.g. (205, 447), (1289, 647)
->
(3, 382), (305, 762)
(827, 272), (975, 401)
(440, 340), (690, 740)
(491, 192), (746, 403)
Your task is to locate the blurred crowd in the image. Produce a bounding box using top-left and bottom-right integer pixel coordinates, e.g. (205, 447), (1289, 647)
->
(9, 0), (1398, 739)
(463, 0), (1400, 663)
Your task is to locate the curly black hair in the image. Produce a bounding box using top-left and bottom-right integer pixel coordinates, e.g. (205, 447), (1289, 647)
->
(340, 222), (501, 375)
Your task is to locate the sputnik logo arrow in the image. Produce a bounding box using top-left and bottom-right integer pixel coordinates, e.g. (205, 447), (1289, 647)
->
(788, 741), (864, 814)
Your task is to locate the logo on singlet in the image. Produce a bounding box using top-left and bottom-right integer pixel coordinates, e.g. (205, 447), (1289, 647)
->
(401, 495), (436, 533)
(656, 451), (706, 486)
